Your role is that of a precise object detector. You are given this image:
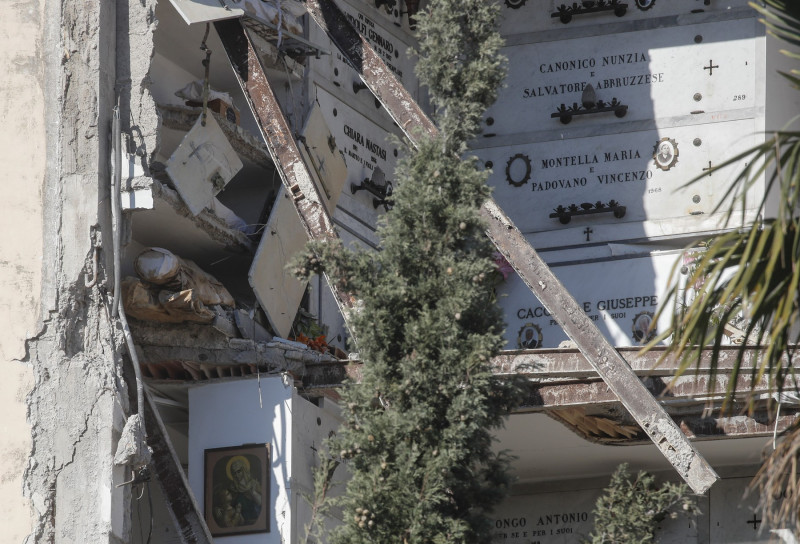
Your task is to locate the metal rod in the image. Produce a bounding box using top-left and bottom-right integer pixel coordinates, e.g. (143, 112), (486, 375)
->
(111, 104), (122, 318)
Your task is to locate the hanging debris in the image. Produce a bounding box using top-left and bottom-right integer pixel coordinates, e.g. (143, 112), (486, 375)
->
(113, 414), (152, 469)
(122, 248), (235, 323)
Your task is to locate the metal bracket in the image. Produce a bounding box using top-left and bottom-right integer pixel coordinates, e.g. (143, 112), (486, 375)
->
(351, 167), (393, 211)
(552, 99), (627, 124)
(552, 1), (628, 24)
(550, 201), (626, 224)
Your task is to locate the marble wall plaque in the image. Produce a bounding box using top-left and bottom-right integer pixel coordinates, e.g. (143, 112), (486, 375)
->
(309, 0), (420, 110)
(344, 0), (414, 32)
(483, 17), (759, 138)
(314, 85), (401, 212)
(491, 489), (598, 543)
(248, 186), (308, 339)
(475, 118), (761, 244)
(496, 0), (751, 37)
(491, 485), (699, 543)
(709, 477), (777, 542)
(298, 104), (349, 215)
(498, 252), (680, 349)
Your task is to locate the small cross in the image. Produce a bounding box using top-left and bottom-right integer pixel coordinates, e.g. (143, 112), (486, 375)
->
(702, 161), (713, 176)
(584, 227), (593, 241)
(310, 441), (318, 453)
(704, 59), (719, 75)
(746, 513), (762, 531)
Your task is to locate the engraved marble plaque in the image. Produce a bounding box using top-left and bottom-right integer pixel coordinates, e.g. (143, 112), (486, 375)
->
(491, 489), (598, 543)
(498, 252), (680, 349)
(309, 0), (420, 109)
(475, 118), (762, 245)
(343, 0), (413, 32)
(497, 0), (751, 37)
(314, 85), (401, 212)
(490, 485), (699, 544)
(483, 17), (759, 137)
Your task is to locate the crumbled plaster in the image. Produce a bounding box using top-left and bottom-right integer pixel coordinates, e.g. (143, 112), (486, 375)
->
(116, 0), (161, 173)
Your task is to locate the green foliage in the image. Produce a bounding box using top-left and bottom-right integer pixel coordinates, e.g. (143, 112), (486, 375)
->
(586, 464), (697, 544)
(644, 0), (800, 531)
(414, 0), (506, 152)
(295, 1), (519, 542)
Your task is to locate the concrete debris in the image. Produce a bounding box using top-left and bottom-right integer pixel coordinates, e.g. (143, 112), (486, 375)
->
(234, 309), (273, 342)
(148, 178), (255, 252)
(113, 414), (152, 468)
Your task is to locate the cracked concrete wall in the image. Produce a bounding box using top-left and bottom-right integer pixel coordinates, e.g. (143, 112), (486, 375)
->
(0, 0), (46, 541)
(4, 0), (158, 542)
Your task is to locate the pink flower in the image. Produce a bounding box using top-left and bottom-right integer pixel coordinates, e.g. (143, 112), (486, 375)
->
(493, 252), (513, 281)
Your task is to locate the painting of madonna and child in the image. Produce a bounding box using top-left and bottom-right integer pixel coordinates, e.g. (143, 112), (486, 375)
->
(205, 444), (270, 536)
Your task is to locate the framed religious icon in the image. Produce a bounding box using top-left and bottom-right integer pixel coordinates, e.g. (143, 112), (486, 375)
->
(204, 444), (270, 536)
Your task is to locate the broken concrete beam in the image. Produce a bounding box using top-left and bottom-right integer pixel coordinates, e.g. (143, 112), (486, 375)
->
(130, 319), (242, 349)
(214, 18), (357, 335)
(144, 390), (213, 544)
(149, 178), (255, 254)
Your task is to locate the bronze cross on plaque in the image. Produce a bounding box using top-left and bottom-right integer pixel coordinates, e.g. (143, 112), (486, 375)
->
(746, 513), (762, 531)
(702, 161), (713, 176)
(584, 227), (593, 241)
(704, 59), (719, 75)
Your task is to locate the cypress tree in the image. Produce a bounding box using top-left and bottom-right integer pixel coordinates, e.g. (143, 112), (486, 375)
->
(295, 1), (518, 542)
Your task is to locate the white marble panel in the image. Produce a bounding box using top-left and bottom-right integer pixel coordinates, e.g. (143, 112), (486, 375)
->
(497, 0), (751, 37)
(498, 251), (680, 349)
(248, 187), (308, 339)
(484, 17), (759, 137)
(491, 489), (598, 543)
(299, 104), (349, 215)
(314, 85), (401, 214)
(709, 477), (778, 542)
(474, 118), (762, 243)
(167, 0), (244, 25)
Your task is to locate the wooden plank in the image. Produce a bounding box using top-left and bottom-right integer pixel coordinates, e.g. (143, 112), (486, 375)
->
(304, 0), (719, 494)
